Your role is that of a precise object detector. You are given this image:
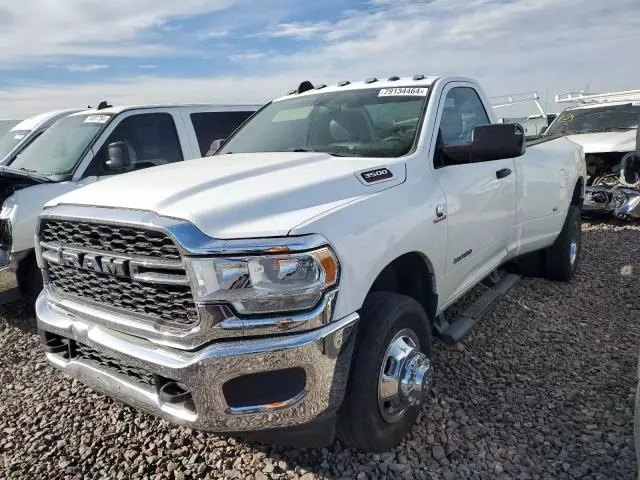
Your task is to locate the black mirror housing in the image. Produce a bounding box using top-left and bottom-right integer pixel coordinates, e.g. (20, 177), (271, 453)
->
(442, 123), (526, 165)
(105, 142), (131, 171)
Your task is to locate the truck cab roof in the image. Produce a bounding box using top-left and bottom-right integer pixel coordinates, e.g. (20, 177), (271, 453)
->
(273, 75), (444, 102)
(67, 103), (262, 117)
(11, 109), (83, 131)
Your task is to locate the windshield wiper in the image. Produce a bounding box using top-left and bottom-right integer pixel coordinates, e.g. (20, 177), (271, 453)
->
(19, 167), (38, 173)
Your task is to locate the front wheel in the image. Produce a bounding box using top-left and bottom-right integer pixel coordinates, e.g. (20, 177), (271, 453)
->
(17, 254), (43, 308)
(337, 292), (433, 452)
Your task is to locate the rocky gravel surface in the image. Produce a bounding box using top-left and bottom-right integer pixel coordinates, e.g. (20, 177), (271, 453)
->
(1, 219), (639, 479)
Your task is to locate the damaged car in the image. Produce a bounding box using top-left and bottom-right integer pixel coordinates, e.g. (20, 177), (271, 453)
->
(544, 91), (640, 219)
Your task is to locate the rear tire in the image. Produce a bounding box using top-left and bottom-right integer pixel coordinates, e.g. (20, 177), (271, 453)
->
(546, 205), (581, 281)
(337, 292), (433, 452)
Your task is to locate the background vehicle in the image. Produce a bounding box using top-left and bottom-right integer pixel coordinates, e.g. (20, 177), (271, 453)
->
(491, 91), (557, 140)
(545, 90), (640, 218)
(0, 109), (82, 165)
(0, 119), (21, 138)
(35, 75), (585, 452)
(0, 103), (259, 304)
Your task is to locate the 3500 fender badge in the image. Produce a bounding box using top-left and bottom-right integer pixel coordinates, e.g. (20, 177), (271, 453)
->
(361, 167), (393, 183)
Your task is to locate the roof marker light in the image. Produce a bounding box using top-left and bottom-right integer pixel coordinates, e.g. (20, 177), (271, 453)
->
(388, 76), (400, 81)
(338, 81), (351, 87)
(413, 74), (425, 81)
(365, 78), (378, 84)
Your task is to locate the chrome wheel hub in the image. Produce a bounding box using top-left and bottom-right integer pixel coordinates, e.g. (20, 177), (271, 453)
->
(378, 329), (433, 423)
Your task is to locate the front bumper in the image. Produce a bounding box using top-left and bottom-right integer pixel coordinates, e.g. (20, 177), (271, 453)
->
(584, 186), (640, 218)
(36, 292), (358, 433)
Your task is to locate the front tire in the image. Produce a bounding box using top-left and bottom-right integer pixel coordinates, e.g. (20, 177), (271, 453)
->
(17, 254), (43, 308)
(337, 292), (433, 452)
(546, 205), (582, 281)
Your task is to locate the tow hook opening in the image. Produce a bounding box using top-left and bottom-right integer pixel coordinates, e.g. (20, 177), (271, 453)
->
(43, 332), (71, 358)
(156, 377), (196, 413)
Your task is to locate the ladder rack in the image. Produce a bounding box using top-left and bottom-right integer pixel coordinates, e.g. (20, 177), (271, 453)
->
(555, 89), (640, 105)
(490, 91), (547, 117)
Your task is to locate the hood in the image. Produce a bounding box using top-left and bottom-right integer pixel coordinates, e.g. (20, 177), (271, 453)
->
(48, 152), (406, 239)
(0, 166), (52, 204)
(0, 166), (52, 184)
(566, 130), (637, 154)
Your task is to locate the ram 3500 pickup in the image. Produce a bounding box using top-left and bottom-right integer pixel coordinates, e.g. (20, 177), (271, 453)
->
(36, 76), (586, 452)
(0, 103), (259, 304)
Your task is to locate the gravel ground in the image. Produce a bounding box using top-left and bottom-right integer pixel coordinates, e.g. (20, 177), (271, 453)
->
(1, 220), (639, 480)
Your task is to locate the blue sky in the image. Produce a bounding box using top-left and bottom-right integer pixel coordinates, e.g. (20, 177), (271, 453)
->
(1, 0), (639, 117)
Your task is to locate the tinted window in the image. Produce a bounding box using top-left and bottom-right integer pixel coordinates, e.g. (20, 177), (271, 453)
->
(190, 111), (254, 156)
(545, 104), (640, 135)
(0, 129), (30, 160)
(439, 87), (490, 146)
(11, 115), (112, 175)
(85, 113), (183, 176)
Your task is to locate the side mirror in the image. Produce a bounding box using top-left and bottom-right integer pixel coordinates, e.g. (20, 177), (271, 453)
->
(442, 123), (526, 165)
(206, 138), (226, 156)
(540, 126), (548, 135)
(105, 142), (131, 171)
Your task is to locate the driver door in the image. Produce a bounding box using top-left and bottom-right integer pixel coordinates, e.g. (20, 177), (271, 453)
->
(432, 84), (517, 306)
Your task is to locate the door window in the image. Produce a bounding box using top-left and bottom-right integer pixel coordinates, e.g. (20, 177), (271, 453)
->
(85, 113), (183, 176)
(190, 111), (254, 156)
(436, 87), (490, 167)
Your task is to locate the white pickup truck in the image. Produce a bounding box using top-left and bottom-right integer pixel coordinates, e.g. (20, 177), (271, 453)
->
(0, 109), (83, 166)
(0, 103), (259, 303)
(35, 76), (585, 452)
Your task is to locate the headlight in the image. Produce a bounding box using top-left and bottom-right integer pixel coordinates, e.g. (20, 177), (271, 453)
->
(186, 247), (339, 315)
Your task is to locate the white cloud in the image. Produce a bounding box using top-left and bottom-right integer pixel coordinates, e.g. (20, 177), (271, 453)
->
(259, 21), (333, 39)
(1, 0), (639, 118)
(65, 64), (109, 73)
(197, 30), (230, 40)
(228, 51), (267, 61)
(0, 0), (238, 66)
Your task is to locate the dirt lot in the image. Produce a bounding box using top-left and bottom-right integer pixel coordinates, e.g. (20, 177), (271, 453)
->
(1, 220), (639, 480)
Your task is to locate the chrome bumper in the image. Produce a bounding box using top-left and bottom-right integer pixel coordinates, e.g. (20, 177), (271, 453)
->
(36, 292), (358, 433)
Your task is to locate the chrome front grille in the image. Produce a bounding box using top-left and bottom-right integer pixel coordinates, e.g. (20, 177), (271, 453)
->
(39, 219), (199, 332)
(40, 219), (181, 259)
(47, 264), (197, 328)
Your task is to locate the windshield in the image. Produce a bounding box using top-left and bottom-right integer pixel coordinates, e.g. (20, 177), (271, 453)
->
(0, 130), (30, 160)
(218, 87), (429, 158)
(10, 114), (112, 174)
(546, 103), (640, 135)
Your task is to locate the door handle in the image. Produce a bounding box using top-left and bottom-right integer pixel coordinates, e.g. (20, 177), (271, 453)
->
(496, 168), (512, 179)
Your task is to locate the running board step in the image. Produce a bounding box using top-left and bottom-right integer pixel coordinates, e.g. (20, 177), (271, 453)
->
(0, 287), (22, 307)
(435, 273), (520, 345)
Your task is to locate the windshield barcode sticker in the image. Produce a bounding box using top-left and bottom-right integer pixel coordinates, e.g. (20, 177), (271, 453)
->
(379, 87), (428, 97)
(13, 134), (25, 140)
(84, 115), (110, 124)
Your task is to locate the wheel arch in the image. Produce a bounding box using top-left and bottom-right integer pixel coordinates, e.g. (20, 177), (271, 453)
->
(363, 251), (438, 323)
(571, 176), (585, 208)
